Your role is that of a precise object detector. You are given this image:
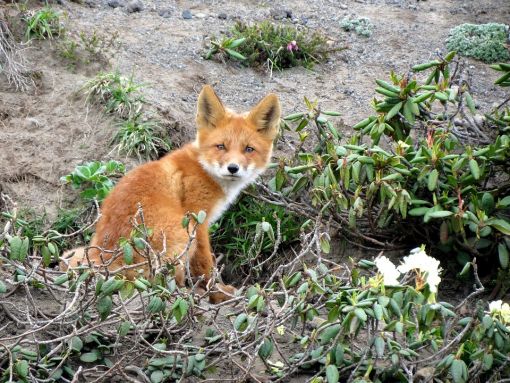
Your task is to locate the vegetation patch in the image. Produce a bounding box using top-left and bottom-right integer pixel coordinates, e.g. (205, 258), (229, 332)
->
(446, 23), (510, 63)
(206, 20), (330, 72)
(82, 70), (144, 119)
(340, 15), (374, 37)
(24, 6), (63, 40)
(113, 114), (171, 160)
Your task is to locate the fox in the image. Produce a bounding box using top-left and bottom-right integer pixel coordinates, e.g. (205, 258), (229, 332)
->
(62, 85), (281, 303)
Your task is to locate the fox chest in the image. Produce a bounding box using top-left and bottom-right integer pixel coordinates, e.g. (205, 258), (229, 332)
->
(207, 182), (246, 224)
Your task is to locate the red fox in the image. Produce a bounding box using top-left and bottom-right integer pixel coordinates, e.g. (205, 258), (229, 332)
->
(62, 85), (281, 303)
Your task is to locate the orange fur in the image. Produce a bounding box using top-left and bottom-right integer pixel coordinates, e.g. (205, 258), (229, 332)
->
(62, 86), (281, 303)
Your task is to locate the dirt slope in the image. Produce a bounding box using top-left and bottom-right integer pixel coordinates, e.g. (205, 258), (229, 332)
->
(0, 0), (509, 218)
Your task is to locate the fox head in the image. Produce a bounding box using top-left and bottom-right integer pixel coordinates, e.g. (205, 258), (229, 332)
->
(195, 85), (281, 186)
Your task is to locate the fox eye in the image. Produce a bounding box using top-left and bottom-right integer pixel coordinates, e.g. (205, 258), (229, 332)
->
(216, 144), (226, 150)
(245, 146), (255, 153)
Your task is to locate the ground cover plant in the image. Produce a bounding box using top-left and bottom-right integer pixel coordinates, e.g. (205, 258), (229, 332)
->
(112, 114), (171, 160)
(1, 51), (510, 382)
(446, 23), (510, 63)
(206, 20), (330, 72)
(340, 15), (374, 37)
(24, 6), (63, 41)
(82, 70), (144, 119)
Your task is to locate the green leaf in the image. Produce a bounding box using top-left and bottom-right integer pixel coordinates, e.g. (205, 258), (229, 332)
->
(374, 336), (385, 357)
(487, 218), (510, 235)
(385, 101), (403, 121)
(69, 336), (83, 352)
(469, 159), (480, 180)
(150, 370), (164, 383)
(123, 243), (134, 265)
(15, 360), (29, 378)
(354, 307), (367, 321)
(326, 365), (339, 383)
(409, 207), (430, 216)
(97, 295), (113, 321)
(498, 243), (509, 269)
(9, 236), (29, 261)
(224, 48), (246, 60)
(118, 321), (132, 337)
(481, 192), (495, 212)
(258, 338), (274, 360)
(0, 280), (6, 294)
(451, 359), (467, 383)
(428, 169), (439, 191)
(465, 92), (476, 114)
(197, 210), (207, 224)
(234, 313), (248, 332)
(80, 351), (99, 363)
(427, 210), (454, 219)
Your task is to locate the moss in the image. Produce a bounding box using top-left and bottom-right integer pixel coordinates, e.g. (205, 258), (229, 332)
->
(446, 23), (510, 63)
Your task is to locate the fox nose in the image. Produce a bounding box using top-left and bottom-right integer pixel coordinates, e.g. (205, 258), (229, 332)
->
(227, 163), (240, 174)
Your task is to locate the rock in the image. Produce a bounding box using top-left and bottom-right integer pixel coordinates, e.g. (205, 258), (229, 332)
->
(126, 0), (143, 13)
(107, 0), (120, 8)
(158, 9), (171, 18)
(195, 12), (207, 18)
(270, 8), (292, 20)
(182, 9), (192, 19)
(218, 12), (227, 19)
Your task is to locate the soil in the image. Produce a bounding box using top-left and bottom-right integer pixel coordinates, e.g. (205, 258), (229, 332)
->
(1, 0), (509, 221)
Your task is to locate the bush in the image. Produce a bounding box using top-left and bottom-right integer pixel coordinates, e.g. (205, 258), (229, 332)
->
(205, 20), (330, 72)
(276, 52), (510, 273)
(60, 160), (125, 201)
(446, 23), (510, 63)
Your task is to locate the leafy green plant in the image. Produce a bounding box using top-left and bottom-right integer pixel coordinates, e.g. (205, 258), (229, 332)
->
(113, 114), (171, 160)
(60, 160), (125, 201)
(277, 52), (510, 272)
(82, 70), (144, 118)
(24, 6), (63, 40)
(446, 23), (510, 63)
(206, 20), (330, 71)
(340, 15), (374, 37)
(211, 194), (303, 278)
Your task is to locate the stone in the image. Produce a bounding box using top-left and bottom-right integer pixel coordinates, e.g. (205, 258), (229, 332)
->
(182, 9), (192, 19)
(126, 0), (143, 13)
(107, 0), (120, 8)
(158, 9), (171, 18)
(218, 12), (227, 19)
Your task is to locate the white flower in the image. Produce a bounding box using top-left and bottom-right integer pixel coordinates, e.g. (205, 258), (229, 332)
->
(489, 300), (503, 314)
(397, 247), (442, 293)
(489, 300), (510, 325)
(375, 256), (401, 286)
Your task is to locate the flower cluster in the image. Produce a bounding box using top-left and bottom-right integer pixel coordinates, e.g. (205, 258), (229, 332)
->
(374, 246), (442, 294)
(488, 300), (510, 325)
(286, 40), (298, 52)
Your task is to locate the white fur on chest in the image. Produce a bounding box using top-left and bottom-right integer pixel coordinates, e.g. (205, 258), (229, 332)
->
(207, 181), (247, 224)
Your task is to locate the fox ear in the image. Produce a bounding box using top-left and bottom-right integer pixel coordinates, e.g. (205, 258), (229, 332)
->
(196, 85), (226, 129)
(248, 94), (281, 139)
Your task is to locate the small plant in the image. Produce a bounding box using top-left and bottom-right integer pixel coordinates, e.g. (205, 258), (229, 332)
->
(212, 194), (303, 278)
(206, 20), (330, 72)
(113, 115), (171, 160)
(82, 70), (144, 118)
(340, 15), (374, 37)
(24, 6), (63, 40)
(58, 29), (118, 70)
(60, 160), (125, 201)
(446, 23), (510, 63)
